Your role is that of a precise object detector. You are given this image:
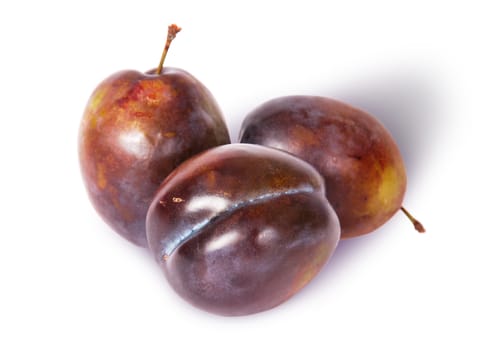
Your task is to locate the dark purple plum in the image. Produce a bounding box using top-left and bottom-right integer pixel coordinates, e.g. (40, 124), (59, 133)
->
(146, 144), (340, 316)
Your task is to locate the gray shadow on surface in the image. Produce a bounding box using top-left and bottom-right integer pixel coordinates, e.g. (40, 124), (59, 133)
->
(292, 67), (444, 299)
(329, 67), (443, 179)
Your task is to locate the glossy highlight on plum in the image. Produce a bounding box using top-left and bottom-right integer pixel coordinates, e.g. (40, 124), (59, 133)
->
(146, 144), (340, 316)
(78, 25), (230, 246)
(239, 95), (424, 238)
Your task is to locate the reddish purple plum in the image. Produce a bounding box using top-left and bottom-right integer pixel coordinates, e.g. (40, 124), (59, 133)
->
(239, 96), (425, 238)
(79, 25), (230, 246)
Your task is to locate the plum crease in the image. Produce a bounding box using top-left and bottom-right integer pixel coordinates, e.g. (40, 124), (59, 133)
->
(161, 185), (319, 259)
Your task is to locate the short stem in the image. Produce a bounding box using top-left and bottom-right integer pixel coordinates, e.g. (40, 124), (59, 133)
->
(155, 24), (182, 75)
(400, 207), (426, 233)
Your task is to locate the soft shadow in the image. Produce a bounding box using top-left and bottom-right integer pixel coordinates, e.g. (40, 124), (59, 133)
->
(229, 65), (443, 309)
(312, 231), (381, 285)
(290, 67), (443, 302)
(329, 67), (443, 179)
(327, 234), (378, 269)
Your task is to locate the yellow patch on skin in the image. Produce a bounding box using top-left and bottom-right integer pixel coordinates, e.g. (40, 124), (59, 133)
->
(86, 87), (108, 129)
(364, 165), (402, 216)
(96, 163), (107, 189)
(90, 87), (107, 111)
(377, 167), (400, 207)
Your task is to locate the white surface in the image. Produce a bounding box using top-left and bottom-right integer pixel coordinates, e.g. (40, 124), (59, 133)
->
(1, 1), (482, 349)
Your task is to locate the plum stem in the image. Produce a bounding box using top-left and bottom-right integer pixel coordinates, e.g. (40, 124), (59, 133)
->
(155, 24), (182, 75)
(400, 207), (425, 233)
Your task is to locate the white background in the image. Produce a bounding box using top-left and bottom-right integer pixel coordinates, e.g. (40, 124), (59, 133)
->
(1, 0), (483, 349)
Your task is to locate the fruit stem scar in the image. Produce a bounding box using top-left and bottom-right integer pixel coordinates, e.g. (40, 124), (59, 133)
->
(156, 24), (182, 75)
(400, 206), (426, 233)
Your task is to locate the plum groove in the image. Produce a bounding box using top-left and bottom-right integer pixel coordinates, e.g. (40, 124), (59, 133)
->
(160, 185), (318, 259)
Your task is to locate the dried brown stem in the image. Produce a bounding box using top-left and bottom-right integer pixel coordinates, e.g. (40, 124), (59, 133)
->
(156, 24), (182, 75)
(400, 206), (426, 233)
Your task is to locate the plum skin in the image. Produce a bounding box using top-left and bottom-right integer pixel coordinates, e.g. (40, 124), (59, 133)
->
(146, 144), (340, 316)
(79, 67), (230, 247)
(239, 96), (407, 239)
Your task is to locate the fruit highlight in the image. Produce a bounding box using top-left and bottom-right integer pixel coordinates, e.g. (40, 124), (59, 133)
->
(79, 25), (230, 246)
(79, 24), (426, 317)
(146, 144), (340, 316)
(239, 95), (424, 238)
